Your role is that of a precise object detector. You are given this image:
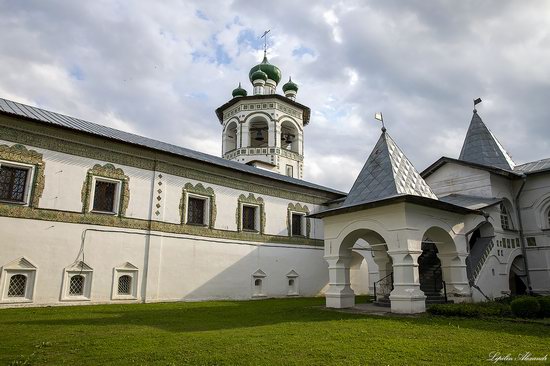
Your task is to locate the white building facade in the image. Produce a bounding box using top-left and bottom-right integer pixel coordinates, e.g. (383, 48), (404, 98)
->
(0, 59), (549, 313)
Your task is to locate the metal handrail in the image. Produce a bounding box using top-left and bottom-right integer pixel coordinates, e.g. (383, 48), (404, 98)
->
(373, 272), (393, 302)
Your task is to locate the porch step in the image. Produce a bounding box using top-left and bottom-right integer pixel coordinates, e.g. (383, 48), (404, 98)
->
(374, 296), (391, 307)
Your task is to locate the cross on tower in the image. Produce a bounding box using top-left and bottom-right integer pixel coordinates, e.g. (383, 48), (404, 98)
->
(260, 29), (270, 57)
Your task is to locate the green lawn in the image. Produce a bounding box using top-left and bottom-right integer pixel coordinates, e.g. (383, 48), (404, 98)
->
(0, 297), (548, 365)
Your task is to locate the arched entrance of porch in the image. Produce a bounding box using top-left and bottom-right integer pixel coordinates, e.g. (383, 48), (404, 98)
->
(325, 227), (388, 309)
(420, 226), (470, 303)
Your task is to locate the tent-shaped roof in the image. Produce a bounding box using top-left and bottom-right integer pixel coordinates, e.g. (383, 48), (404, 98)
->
(343, 129), (437, 207)
(459, 110), (515, 170)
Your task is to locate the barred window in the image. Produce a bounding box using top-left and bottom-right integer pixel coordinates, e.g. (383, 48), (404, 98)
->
(291, 213), (303, 236)
(500, 203), (511, 230)
(187, 197), (206, 225)
(92, 180), (117, 212)
(0, 166), (29, 203)
(69, 275), (85, 296)
(7, 274), (26, 297)
(242, 206), (256, 231)
(117, 275), (132, 295)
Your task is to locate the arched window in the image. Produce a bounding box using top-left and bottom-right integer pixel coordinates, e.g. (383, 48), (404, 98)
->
(500, 203), (511, 230)
(69, 275), (85, 296)
(118, 275), (132, 295)
(7, 274), (26, 297)
(254, 278), (262, 287)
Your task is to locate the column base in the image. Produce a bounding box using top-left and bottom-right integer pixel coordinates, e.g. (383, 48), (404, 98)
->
(389, 294), (426, 314)
(326, 293), (355, 308)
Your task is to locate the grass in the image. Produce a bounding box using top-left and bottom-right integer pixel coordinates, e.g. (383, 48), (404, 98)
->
(0, 297), (548, 365)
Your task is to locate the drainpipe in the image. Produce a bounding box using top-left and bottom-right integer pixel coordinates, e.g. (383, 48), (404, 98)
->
(515, 174), (532, 292)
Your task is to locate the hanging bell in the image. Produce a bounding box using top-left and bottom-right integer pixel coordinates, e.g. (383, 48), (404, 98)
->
(285, 134), (294, 144)
(254, 129), (264, 141)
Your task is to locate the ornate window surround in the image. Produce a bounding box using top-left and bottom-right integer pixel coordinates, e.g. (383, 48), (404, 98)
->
(236, 193), (265, 234)
(0, 257), (37, 303)
(0, 144), (45, 208)
(81, 164), (130, 217)
(180, 182), (217, 228)
(287, 203), (310, 238)
(111, 262), (138, 300)
(61, 261), (93, 301)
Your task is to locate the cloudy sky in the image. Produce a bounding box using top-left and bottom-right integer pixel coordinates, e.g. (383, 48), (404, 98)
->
(1, 1), (549, 191)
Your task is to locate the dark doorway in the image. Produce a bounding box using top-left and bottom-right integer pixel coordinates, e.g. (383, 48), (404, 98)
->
(419, 242), (445, 303)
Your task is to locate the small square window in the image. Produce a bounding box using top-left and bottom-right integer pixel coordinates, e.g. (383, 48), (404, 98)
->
(292, 213), (304, 236)
(187, 197), (206, 225)
(118, 275), (132, 295)
(69, 275), (85, 296)
(0, 165), (30, 203)
(242, 205), (257, 231)
(92, 180), (118, 213)
(526, 237), (537, 247)
(7, 274), (27, 297)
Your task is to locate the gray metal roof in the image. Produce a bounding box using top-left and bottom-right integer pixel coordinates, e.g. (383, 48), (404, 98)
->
(0, 97), (344, 196)
(459, 111), (515, 171)
(438, 194), (501, 210)
(343, 129), (437, 207)
(514, 158), (550, 174)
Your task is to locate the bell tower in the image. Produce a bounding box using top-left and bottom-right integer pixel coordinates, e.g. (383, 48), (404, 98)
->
(215, 55), (310, 179)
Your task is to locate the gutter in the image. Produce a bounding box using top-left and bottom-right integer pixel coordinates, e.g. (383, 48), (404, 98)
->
(515, 174), (532, 292)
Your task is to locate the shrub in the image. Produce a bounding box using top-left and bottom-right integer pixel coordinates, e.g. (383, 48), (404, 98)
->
(510, 297), (540, 318)
(427, 302), (511, 318)
(536, 296), (550, 318)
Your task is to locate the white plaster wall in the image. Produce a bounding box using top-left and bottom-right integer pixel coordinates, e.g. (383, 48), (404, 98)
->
(0, 140), (327, 237)
(0, 217), (329, 307)
(425, 163), (492, 198)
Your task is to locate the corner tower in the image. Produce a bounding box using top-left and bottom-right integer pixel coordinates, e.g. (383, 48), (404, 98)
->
(215, 55), (310, 179)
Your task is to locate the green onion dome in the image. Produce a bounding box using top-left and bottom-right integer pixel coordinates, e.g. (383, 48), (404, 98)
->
(282, 77), (298, 93)
(250, 69), (268, 82)
(249, 56), (282, 84)
(232, 83), (247, 97)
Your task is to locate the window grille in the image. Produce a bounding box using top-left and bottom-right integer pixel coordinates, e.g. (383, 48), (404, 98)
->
(93, 180), (117, 212)
(118, 275), (132, 295)
(69, 275), (85, 296)
(292, 214), (303, 236)
(526, 237), (537, 247)
(254, 279), (262, 287)
(242, 206), (256, 231)
(187, 197), (206, 225)
(7, 274), (26, 297)
(500, 203), (511, 230)
(0, 166), (28, 202)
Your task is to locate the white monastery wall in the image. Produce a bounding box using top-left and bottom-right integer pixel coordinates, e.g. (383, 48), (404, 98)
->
(425, 163), (492, 197)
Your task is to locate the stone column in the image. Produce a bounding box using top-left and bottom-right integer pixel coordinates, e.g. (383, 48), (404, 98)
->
(388, 250), (426, 314)
(439, 253), (471, 302)
(324, 254), (355, 308)
(240, 122), (249, 149)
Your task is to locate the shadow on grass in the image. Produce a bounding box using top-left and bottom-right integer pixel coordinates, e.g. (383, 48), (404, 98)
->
(1, 297), (548, 339)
